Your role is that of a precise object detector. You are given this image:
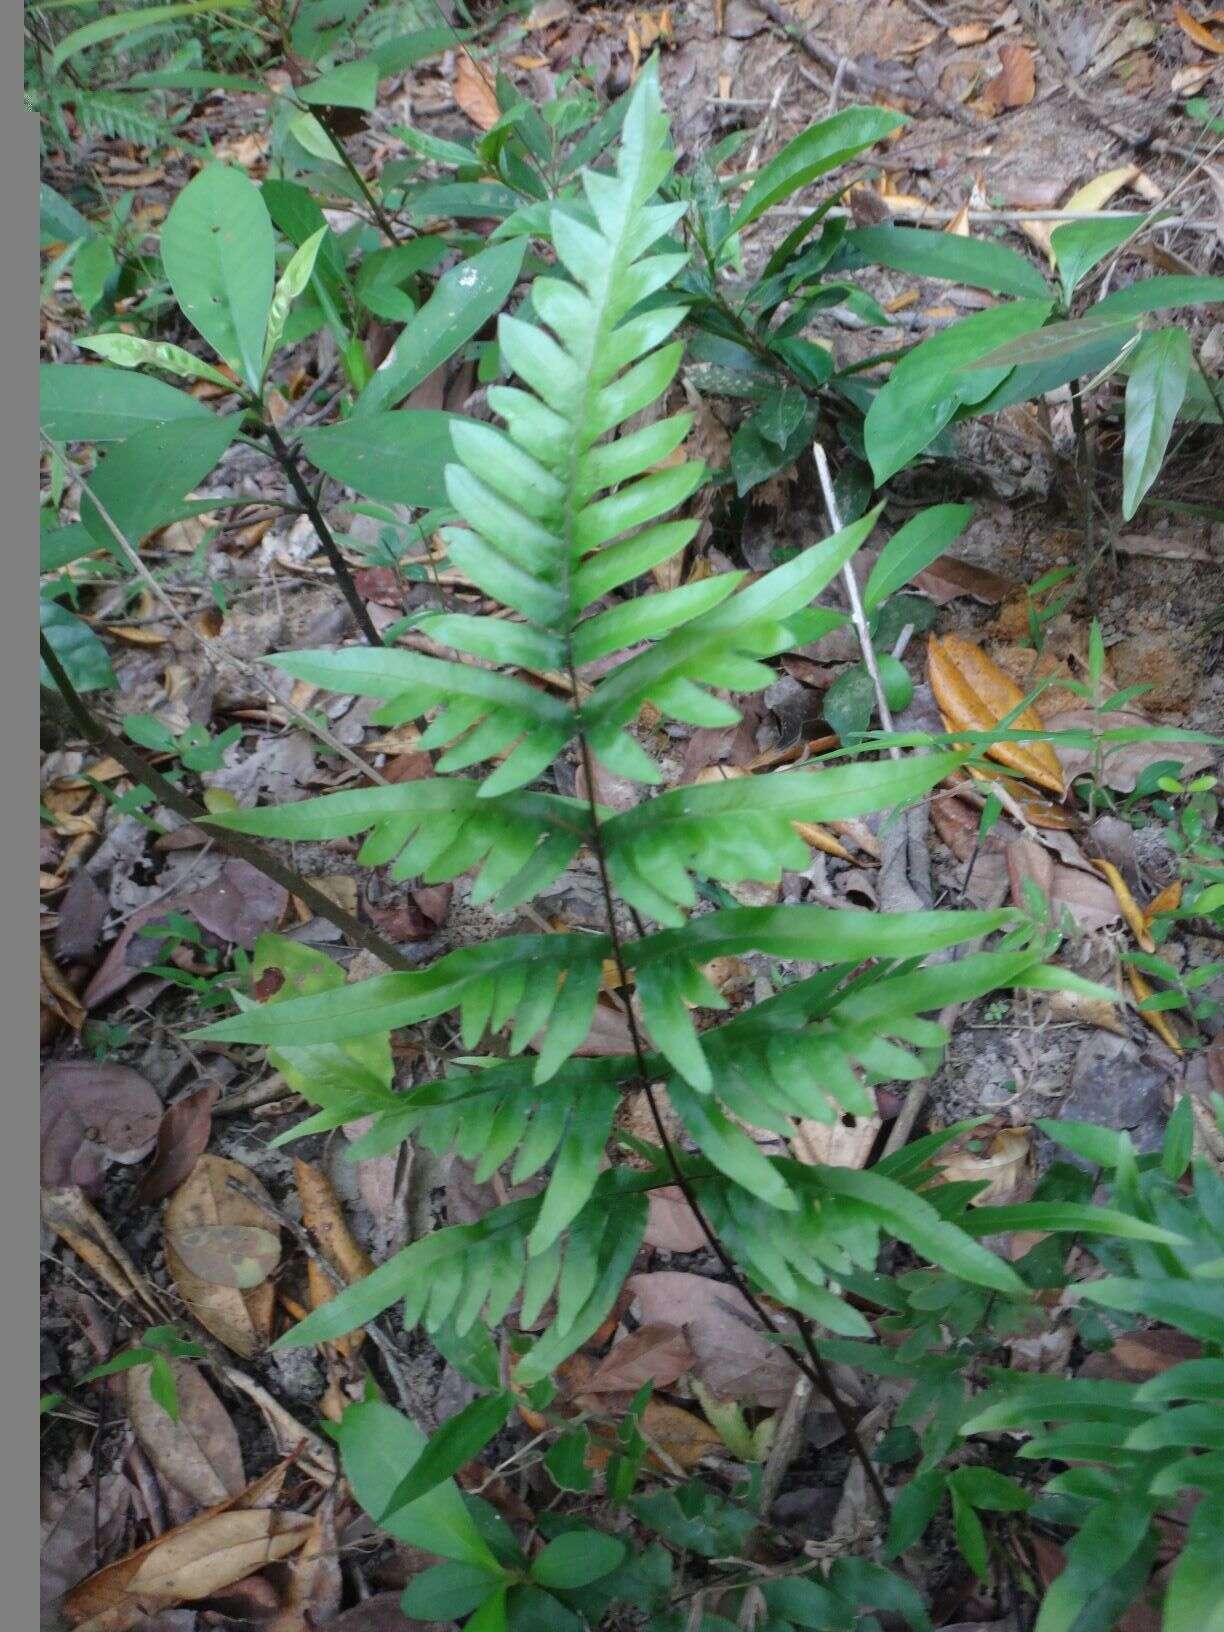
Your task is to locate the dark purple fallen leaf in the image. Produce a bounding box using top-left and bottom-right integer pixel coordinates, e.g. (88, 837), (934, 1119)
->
(180, 858), (287, 948)
(40, 1061), (163, 1194)
(84, 859), (288, 1009)
(133, 1083), (219, 1207)
(914, 555), (1015, 605)
(54, 870), (109, 962)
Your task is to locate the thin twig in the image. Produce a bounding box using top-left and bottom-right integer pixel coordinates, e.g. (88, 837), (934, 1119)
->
(317, 108), (404, 245)
(812, 443), (900, 759)
(262, 420), (384, 647)
(41, 634), (416, 971)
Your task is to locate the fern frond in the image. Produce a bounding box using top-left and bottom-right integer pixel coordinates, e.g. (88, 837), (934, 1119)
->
(209, 781), (592, 911)
(274, 1170), (649, 1386)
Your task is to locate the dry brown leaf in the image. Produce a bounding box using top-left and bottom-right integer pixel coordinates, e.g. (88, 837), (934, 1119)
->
(42, 945), (86, 1033)
(695, 763), (852, 858)
(644, 1185), (707, 1252)
(64, 1504), (310, 1629)
(628, 1271), (800, 1406)
(1143, 879), (1183, 932)
(1125, 964), (1184, 1056)
(966, 767), (1078, 830)
(585, 1323), (696, 1394)
(913, 555), (1014, 606)
(1093, 860), (1156, 952)
(979, 43), (1036, 113)
(792, 1114), (880, 1169)
(934, 1125), (1032, 1205)
(1172, 60), (1221, 93)
(636, 1398), (723, 1470)
(126, 1359), (245, 1509)
(165, 1157), (279, 1358)
(171, 1224), (281, 1288)
(1080, 1328), (1201, 1382)
(1048, 984), (1126, 1035)
(133, 1084), (218, 1207)
(41, 1061), (162, 1195)
(294, 1158), (374, 1357)
(928, 634), (1065, 794)
(266, 1492), (343, 1632)
(1174, 4), (1224, 52)
(42, 1186), (157, 1310)
(454, 53), (500, 130)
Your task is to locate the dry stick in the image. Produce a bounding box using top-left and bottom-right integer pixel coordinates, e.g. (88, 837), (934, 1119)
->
(566, 675), (889, 1515)
(41, 634), (415, 972)
(261, 420), (384, 648)
(812, 443), (901, 760)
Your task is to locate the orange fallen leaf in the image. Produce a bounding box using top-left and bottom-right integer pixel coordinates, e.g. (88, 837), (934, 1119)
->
(65, 1471), (309, 1629)
(979, 43), (1036, 113)
(1125, 964), (1184, 1056)
(1093, 860), (1156, 952)
(1143, 879), (1183, 933)
(1174, 4), (1224, 53)
(294, 1158), (374, 1358)
(928, 634), (1066, 795)
(454, 52), (500, 131)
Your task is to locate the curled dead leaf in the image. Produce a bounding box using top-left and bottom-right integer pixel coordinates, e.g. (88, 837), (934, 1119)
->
(1125, 964), (1184, 1056)
(928, 633), (1065, 794)
(584, 1323), (697, 1394)
(133, 1084), (218, 1207)
(64, 1504), (310, 1628)
(294, 1158), (374, 1357)
(126, 1359), (245, 1509)
(454, 52), (500, 130)
(979, 43), (1036, 113)
(933, 1125), (1032, 1205)
(1174, 4), (1224, 53)
(1143, 879), (1183, 933)
(1092, 860), (1156, 952)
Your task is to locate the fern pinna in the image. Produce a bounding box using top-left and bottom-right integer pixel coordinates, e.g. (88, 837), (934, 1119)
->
(197, 66), (1081, 1377)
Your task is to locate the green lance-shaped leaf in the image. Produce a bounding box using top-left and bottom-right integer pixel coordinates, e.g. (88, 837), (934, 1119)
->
(1121, 327), (1191, 520)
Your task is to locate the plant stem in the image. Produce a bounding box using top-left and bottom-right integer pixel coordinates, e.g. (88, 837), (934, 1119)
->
(812, 441), (901, 759)
(317, 109), (405, 245)
(41, 634), (415, 972)
(1069, 379), (1096, 561)
(567, 676), (888, 1514)
(261, 420), (384, 647)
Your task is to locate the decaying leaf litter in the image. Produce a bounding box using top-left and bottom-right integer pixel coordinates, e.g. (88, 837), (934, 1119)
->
(38, 2), (1224, 1629)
